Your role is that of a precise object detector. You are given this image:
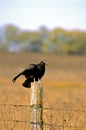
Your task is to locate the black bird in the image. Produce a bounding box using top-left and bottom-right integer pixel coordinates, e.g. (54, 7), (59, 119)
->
(12, 61), (47, 88)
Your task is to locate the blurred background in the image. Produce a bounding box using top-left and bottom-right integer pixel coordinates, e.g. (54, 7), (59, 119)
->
(0, 0), (86, 54)
(0, 0), (86, 102)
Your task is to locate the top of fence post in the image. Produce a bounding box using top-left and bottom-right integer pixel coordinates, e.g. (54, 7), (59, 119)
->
(30, 81), (43, 106)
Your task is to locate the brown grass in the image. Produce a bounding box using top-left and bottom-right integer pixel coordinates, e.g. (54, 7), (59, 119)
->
(0, 52), (86, 129)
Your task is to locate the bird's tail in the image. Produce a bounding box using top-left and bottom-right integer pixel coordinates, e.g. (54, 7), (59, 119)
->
(12, 72), (22, 83)
(22, 79), (31, 88)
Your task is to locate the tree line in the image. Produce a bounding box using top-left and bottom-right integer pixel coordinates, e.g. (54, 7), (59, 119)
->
(0, 24), (86, 55)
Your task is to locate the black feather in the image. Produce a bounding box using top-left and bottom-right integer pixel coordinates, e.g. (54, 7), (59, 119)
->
(12, 61), (46, 88)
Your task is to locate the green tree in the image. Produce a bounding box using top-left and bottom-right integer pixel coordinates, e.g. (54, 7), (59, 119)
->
(3, 24), (19, 51)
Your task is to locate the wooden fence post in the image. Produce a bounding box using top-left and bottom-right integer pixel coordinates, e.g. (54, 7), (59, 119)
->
(30, 81), (43, 130)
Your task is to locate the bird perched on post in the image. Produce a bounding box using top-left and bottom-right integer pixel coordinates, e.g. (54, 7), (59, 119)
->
(12, 61), (47, 88)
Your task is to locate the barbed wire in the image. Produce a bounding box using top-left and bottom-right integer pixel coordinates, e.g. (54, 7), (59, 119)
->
(0, 103), (86, 129)
(0, 103), (86, 112)
(0, 103), (29, 107)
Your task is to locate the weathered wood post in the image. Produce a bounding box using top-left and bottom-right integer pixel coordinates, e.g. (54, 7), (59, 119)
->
(30, 81), (43, 130)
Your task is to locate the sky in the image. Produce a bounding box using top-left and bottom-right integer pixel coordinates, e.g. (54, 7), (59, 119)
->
(0, 0), (86, 31)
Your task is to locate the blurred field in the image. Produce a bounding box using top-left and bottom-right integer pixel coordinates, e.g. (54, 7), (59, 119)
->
(0, 52), (86, 129)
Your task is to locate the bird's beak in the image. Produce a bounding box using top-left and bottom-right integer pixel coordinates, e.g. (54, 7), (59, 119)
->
(44, 61), (48, 65)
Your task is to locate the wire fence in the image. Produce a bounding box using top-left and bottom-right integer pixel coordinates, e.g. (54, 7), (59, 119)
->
(44, 107), (86, 130)
(0, 103), (86, 130)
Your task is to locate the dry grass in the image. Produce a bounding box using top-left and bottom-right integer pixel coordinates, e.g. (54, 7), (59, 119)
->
(0, 52), (86, 129)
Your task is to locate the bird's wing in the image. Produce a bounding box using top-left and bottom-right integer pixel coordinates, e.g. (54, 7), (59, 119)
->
(28, 64), (36, 69)
(23, 64), (37, 78)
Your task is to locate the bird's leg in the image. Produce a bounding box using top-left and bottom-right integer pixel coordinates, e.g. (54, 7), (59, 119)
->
(33, 78), (36, 83)
(38, 78), (41, 83)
